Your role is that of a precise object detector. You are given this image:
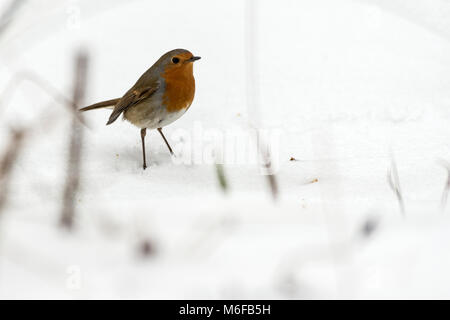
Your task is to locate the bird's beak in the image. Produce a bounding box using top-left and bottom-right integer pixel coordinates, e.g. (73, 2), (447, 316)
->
(187, 56), (201, 62)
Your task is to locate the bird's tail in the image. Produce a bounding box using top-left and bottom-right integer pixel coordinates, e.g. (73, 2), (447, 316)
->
(79, 98), (120, 112)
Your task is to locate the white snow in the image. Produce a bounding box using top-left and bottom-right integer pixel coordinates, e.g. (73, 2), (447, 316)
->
(1, 0), (450, 299)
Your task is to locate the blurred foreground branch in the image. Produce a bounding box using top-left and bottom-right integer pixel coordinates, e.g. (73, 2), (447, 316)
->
(0, 128), (26, 214)
(259, 143), (279, 200)
(387, 153), (405, 216)
(0, 71), (87, 125)
(215, 163), (228, 194)
(60, 51), (88, 229)
(438, 159), (450, 211)
(0, 0), (26, 38)
(245, 0), (278, 200)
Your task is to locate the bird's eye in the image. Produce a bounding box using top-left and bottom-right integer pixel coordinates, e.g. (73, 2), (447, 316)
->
(172, 57), (180, 64)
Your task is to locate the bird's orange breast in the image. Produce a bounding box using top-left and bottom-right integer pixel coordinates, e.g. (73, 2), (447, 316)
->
(162, 63), (196, 113)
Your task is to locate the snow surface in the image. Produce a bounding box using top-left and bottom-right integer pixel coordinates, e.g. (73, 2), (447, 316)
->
(1, 0), (450, 299)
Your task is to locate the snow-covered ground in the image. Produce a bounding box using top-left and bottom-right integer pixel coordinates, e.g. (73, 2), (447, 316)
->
(1, 0), (450, 299)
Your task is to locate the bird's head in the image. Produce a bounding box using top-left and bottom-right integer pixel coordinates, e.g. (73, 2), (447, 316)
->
(159, 49), (201, 76)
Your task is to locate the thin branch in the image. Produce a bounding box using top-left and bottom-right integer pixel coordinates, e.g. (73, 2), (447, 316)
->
(259, 143), (279, 200)
(245, 0), (279, 200)
(0, 128), (26, 215)
(215, 163), (229, 194)
(60, 51), (89, 230)
(437, 159), (450, 211)
(0, 0), (26, 38)
(387, 153), (405, 216)
(441, 173), (450, 211)
(0, 70), (87, 125)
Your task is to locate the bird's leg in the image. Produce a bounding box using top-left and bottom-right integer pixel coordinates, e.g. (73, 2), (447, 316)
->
(140, 128), (147, 170)
(157, 127), (174, 156)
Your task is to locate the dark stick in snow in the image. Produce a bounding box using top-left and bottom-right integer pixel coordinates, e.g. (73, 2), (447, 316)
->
(0, 128), (26, 215)
(437, 159), (450, 211)
(245, 0), (279, 200)
(215, 163), (228, 193)
(387, 153), (405, 216)
(60, 51), (88, 229)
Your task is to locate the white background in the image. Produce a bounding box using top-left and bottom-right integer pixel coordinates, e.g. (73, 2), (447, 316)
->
(0, 0), (450, 299)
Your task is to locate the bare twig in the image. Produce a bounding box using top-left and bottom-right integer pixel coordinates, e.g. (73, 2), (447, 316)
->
(215, 163), (228, 194)
(0, 128), (26, 214)
(442, 174), (450, 210)
(0, 0), (26, 38)
(60, 51), (88, 229)
(245, 0), (279, 200)
(437, 159), (450, 211)
(259, 144), (278, 200)
(387, 153), (405, 216)
(0, 99), (70, 216)
(266, 172), (278, 200)
(0, 70), (87, 125)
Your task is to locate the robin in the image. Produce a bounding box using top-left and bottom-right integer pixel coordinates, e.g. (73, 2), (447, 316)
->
(80, 48), (201, 169)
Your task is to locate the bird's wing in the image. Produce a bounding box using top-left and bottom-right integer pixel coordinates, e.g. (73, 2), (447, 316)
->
(106, 84), (159, 125)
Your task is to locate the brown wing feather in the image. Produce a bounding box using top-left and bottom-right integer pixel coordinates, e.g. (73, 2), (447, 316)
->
(106, 85), (159, 125)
